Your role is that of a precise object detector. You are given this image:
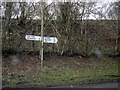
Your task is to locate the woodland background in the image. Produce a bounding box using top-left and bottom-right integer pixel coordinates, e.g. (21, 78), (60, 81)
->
(1, 1), (120, 56)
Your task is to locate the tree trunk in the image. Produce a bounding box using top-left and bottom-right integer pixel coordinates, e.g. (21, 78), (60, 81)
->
(118, 2), (120, 55)
(5, 2), (12, 49)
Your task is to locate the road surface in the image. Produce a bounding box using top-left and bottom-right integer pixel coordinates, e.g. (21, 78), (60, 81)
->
(48, 82), (119, 88)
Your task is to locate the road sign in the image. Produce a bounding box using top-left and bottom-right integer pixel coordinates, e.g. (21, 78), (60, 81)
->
(25, 34), (58, 67)
(25, 35), (58, 43)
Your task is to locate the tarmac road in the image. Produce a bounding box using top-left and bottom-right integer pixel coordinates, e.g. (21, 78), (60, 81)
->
(49, 82), (119, 88)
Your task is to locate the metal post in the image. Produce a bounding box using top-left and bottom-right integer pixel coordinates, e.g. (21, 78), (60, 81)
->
(41, 37), (44, 67)
(41, 0), (44, 67)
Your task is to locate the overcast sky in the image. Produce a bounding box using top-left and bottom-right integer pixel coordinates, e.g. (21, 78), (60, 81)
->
(0, 0), (118, 19)
(1, 0), (118, 3)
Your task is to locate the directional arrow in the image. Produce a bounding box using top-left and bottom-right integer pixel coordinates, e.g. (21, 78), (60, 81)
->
(25, 35), (58, 43)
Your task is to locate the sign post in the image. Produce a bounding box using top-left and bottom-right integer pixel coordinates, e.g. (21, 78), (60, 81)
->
(41, 1), (44, 67)
(25, 35), (58, 67)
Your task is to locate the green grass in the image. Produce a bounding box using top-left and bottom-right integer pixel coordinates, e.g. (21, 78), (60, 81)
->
(102, 48), (115, 55)
(41, 70), (118, 86)
(3, 67), (119, 88)
(39, 63), (119, 86)
(2, 57), (119, 88)
(76, 62), (81, 66)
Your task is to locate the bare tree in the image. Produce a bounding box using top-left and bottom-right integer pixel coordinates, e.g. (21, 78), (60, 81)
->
(107, 2), (119, 55)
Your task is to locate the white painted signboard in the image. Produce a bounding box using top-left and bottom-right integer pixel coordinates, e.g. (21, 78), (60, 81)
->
(25, 34), (58, 67)
(25, 35), (58, 43)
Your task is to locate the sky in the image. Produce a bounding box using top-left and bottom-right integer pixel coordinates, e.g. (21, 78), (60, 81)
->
(0, 0), (118, 19)
(1, 0), (118, 3)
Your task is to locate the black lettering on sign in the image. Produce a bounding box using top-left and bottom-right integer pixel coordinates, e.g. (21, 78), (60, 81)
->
(27, 35), (36, 39)
(44, 37), (51, 42)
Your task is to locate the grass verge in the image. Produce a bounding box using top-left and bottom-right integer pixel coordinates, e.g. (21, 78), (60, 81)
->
(2, 55), (119, 88)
